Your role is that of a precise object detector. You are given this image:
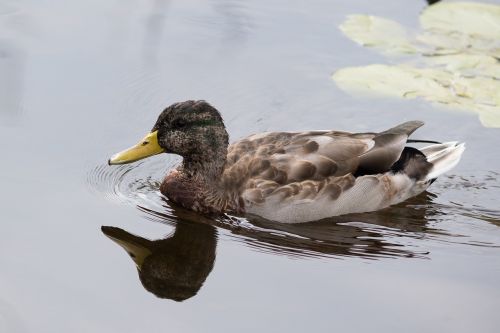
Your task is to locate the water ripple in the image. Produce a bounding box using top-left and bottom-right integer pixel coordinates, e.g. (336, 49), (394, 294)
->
(88, 162), (500, 260)
(86, 157), (173, 211)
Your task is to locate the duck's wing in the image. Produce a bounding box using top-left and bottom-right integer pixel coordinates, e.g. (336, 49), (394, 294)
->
(224, 120), (423, 186)
(222, 121), (426, 221)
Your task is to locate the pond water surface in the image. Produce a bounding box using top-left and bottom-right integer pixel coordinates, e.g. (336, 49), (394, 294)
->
(1, 0), (500, 332)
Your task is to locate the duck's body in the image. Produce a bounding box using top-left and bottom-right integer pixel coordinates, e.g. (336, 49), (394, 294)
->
(110, 100), (464, 223)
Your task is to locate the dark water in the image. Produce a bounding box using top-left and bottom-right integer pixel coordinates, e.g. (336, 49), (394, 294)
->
(1, 0), (500, 332)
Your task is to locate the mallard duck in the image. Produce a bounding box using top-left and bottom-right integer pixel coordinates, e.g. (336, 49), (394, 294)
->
(109, 100), (464, 223)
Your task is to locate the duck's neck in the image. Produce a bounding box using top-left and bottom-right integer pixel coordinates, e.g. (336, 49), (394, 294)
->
(168, 147), (229, 213)
(181, 146), (227, 182)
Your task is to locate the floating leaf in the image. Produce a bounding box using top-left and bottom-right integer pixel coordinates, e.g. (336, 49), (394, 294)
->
(420, 2), (500, 40)
(334, 1), (500, 127)
(425, 54), (500, 80)
(333, 64), (500, 128)
(339, 15), (418, 54)
(334, 65), (450, 101)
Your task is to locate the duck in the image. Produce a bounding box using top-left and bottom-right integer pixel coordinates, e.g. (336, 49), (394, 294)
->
(109, 100), (465, 223)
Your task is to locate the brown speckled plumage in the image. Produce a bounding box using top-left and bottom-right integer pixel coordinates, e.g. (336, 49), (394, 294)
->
(131, 100), (465, 223)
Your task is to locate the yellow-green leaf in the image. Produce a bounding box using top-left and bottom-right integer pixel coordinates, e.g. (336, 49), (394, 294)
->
(420, 2), (500, 39)
(334, 1), (500, 127)
(332, 64), (500, 128)
(339, 15), (418, 54)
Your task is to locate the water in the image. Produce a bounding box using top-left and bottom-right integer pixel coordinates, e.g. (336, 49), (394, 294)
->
(1, 0), (499, 332)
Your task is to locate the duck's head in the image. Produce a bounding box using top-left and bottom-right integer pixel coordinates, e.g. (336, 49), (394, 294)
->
(109, 100), (228, 166)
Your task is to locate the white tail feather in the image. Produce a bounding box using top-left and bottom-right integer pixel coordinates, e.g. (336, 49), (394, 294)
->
(422, 142), (465, 180)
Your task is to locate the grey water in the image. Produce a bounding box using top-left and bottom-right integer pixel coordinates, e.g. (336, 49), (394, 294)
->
(1, 0), (499, 332)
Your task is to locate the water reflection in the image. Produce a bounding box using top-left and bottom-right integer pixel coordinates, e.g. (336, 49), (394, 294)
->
(210, 0), (253, 45)
(0, 38), (25, 126)
(0, 298), (26, 332)
(102, 194), (440, 301)
(102, 220), (216, 302)
(90, 159), (500, 273)
(142, 0), (170, 63)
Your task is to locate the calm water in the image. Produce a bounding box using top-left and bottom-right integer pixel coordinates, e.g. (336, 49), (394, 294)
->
(1, 0), (500, 332)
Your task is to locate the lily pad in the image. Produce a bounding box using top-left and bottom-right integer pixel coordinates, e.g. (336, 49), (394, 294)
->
(340, 15), (418, 54)
(334, 1), (500, 127)
(333, 64), (500, 128)
(421, 2), (500, 39)
(426, 54), (500, 80)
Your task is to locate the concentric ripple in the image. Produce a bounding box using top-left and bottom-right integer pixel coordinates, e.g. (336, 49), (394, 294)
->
(86, 157), (176, 211)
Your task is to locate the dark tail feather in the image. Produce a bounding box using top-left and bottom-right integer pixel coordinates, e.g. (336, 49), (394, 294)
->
(391, 142), (465, 181)
(383, 120), (424, 136)
(407, 139), (442, 144)
(390, 147), (432, 180)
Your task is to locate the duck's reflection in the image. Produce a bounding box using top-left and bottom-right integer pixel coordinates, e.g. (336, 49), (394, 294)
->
(102, 192), (442, 301)
(102, 221), (216, 302)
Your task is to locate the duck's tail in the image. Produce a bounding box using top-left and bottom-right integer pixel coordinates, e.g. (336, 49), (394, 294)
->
(421, 142), (465, 181)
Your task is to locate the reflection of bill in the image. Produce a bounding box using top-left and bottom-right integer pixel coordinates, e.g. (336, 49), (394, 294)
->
(102, 221), (216, 302)
(0, 39), (24, 125)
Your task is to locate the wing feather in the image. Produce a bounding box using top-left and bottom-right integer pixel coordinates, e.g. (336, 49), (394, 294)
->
(224, 121), (423, 204)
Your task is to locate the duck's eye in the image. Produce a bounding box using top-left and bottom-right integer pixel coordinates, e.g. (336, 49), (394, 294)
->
(172, 119), (187, 129)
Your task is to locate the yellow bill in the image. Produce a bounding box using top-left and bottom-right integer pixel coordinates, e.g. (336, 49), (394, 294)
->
(108, 130), (164, 165)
